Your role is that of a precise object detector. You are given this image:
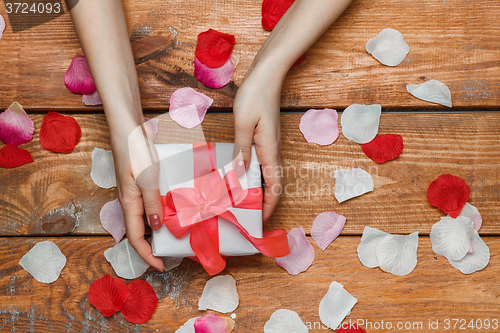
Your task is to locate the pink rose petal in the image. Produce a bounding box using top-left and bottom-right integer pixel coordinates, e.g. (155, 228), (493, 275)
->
(0, 102), (35, 146)
(311, 211), (346, 251)
(194, 54), (239, 89)
(100, 198), (126, 244)
(194, 313), (235, 333)
(299, 109), (339, 146)
(144, 117), (159, 138)
(0, 14), (5, 40)
(64, 55), (96, 94)
(275, 226), (315, 275)
(82, 90), (102, 106)
(169, 88), (214, 129)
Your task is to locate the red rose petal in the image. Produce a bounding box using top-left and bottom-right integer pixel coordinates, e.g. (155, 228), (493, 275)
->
(120, 280), (158, 324)
(427, 174), (470, 218)
(291, 53), (306, 68)
(40, 112), (81, 153)
(88, 274), (129, 317)
(262, 0), (295, 31)
(361, 134), (404, 163)
(0, 144), (33, 168)
(337, 324), (367, 333)
(64, 55), (96, 94)
(195, 29), (235, 68)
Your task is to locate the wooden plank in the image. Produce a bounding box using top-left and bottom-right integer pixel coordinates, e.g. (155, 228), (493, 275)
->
(0, 236), (498, 332)
(1, 112), (500, 236)
(0, 0), (499, 110)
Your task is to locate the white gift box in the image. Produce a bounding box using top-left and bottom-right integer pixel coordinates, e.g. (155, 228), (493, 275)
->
(151, 143), (263, 257)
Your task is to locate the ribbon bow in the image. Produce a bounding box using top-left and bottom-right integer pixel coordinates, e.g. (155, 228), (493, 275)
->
(162, 144), (289, 275)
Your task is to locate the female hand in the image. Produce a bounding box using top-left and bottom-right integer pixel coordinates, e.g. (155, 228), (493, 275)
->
(109, 120), (165, 272)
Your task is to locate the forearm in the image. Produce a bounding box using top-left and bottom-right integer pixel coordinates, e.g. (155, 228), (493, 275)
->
(251, 0), (353, 80)
(69, 0), (143, 140)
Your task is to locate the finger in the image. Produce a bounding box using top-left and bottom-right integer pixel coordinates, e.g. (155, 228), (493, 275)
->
(123, 206), (164, 271)
(254, 124), (283, 224)
(120, 189), (164, 272)
(142, 187), (164, 231)
(233, 114), (256, 177)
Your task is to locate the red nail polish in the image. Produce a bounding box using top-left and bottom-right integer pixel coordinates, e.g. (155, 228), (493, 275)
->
(235, 159), (245, 177)
(149, 214), (161, 231)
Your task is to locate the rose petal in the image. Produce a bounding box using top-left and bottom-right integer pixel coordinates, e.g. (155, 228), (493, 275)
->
(104, 239), (150, 280)
(357, 226), (390, 268)
(366, 28), (410, 66)
(406, 79), (452, 108)
(145, 117), (160, 138)
(454, 202), (482, 231)
(194, 54), (239, 89)
(40, 112), (81, 153)
(195, 29), (235, 68)
(448, 231), (490, 274)
(341, 104), (382, 144)
(291, 54), (306, 68)
(0, 144), (33, 168)
(91, 147), (116, 189)
(376, 232), (419, 276)
(0, 14), (5, 40)
(311, 211), (346, 251)
(337, 325), (367, 333)
(176, 317), (200, 333)
(161, 256), (184, 272)
(319, 282), (357, 330)
(100, 198), (126, 244)
(0, 102), (35, 145)
(82, 90), (102, 106)
(430, 216), (475, 261)
(261, 0), (295, 31)
(64, 55), (96, 94)
(88, 274), (129, 317)
(120, 280), (158, 324)
(427, 174), (470, 218)
(275, 226), (315, 275)
(299, 108), (339, 146)
(19, 241), (66, 284)
(169, 87), (214, 129)
(198, 275), (239, 313)
(263, 309), (308, 333)
(334, 168), (374, 203)
(361, 134), (403, 163)
(194, 313), (235, 333)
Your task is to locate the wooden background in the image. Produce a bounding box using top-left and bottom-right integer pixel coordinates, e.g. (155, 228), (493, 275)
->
(1, 0), (500, 332)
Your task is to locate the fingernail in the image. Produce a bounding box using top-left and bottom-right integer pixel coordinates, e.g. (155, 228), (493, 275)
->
(149, 214), (161, 231)
(234, 159), (246, 177)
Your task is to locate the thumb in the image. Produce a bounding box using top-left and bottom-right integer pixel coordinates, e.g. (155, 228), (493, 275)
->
(233, 122), (254, 177)
(142, 187), (164, 231)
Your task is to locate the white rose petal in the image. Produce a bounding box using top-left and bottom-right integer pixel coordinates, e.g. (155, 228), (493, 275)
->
(376, 232), (419, 276)
(264, 309), (309, 333)
(319, 282), (357, 330)
(198, 275), (239, 313)
(104, 239), (150, 279)
(19, 241), (67, 284)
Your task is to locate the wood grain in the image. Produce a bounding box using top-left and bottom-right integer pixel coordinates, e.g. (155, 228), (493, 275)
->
(1, 112), (500, 236)
(0, 0), (499, 110)
(0, 236), (498, 332)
